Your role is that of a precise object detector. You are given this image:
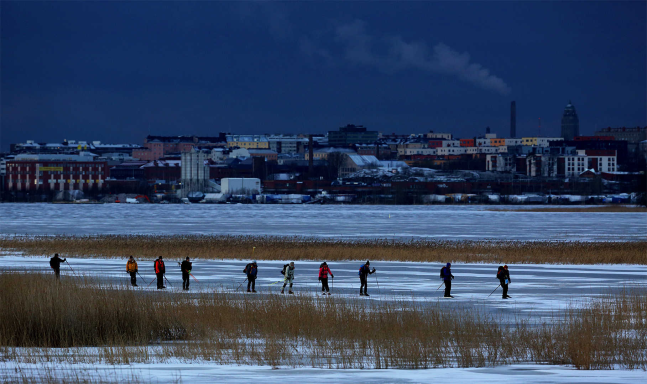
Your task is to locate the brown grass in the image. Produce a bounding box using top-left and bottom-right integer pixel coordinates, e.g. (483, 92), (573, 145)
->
(490, 206), (647, 213)
(1, 273), (646, 370)
(1, 235), (646, 264)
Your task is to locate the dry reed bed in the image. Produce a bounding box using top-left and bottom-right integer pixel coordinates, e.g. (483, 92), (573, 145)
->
(1, 235), (646, 264)
(490, 206), (647, 213)
(1, 273), (645, 370)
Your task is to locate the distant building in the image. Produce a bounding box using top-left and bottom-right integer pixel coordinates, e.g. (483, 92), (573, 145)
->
(180, 148), (209, 197)
(247, 149), (278, 161)
(339, 154), (379, 177)
(328, 124), (378, 147)
(305, 147), (355, 161)
(5, 158), (108, 192)
(594, 127), (647, 144)
(267, 135), (307, 154)
(226, 135), (270, 149)
(134, 135), (226, 161)
(11, 140), (141, 156)
(425, 131), (453, 140)
(561, 101), (580, 141)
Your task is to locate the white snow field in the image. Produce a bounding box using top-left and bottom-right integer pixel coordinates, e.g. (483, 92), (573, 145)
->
(1, 362), (646, 384)
(2, 256), (646, 319)
(1, 203), (645, 240)
(2, 258), (646, 382)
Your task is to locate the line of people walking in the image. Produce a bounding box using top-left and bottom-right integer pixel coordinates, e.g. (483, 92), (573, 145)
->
(49, 255), (513, 299)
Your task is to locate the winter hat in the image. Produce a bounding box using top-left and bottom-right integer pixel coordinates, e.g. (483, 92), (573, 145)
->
(322, 262), (327, 265)
(446, 263), (451, 267)
(366, 260), (370, 265)
(253, 260), (257, 264)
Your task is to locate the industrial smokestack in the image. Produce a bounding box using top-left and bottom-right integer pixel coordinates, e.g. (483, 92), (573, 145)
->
(308, 135), (314, 176)
(510, 101), (516, 138)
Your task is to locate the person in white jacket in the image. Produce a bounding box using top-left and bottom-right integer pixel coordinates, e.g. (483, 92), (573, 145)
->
(281, 262), (295, 294)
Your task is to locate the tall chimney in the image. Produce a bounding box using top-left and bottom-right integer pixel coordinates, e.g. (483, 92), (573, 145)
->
(510, 101), (516, 138)
(308, 135), (314, 176)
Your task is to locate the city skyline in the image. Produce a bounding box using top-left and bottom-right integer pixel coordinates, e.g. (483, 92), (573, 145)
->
(2, 2), (645, 151)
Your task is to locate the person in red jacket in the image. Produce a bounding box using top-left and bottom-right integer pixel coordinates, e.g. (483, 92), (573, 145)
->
(318, 262), (334, 295)
(154, 256), (166, 289)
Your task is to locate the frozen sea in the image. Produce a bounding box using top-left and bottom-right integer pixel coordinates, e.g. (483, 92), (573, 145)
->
(0, 203), (645, 240)
(3, 256), (646, 321)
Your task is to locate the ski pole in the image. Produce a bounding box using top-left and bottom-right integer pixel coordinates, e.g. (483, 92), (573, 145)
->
(269, 279), (284, 286)
(487, 284), (501, 298)
(436, 281), (445, 291)
(236, 278), (248, 290)
(147, 276), (156, 287)
(374, 274), (381, 297)
(137, 271), (148, 284)
(164, 275), (173, 287)
(65, 260), (77, 276)
(189, 273), (199, 283)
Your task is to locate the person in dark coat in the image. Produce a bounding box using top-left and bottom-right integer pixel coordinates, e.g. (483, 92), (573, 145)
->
(155, 256), (166, 289)
(244, 261), (258, 293)
(358, 261), (376, 296)
(180, 257), (192, 291)
(49, 253), (66, 280)
(441, 263), (455, 298)
(497, 265), (512, 299)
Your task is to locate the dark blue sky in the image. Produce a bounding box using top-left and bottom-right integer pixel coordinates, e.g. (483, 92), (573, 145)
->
(1, 1), (645, 150)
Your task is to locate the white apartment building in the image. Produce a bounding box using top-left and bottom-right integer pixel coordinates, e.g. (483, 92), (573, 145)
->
(405, 148), (437, 156)
(486, 154), (516, 172)
(476, 138), (491, 147)
(505, 138), (522, 146)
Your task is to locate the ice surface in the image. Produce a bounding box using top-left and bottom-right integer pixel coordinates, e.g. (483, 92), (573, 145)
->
(0, 204), (645, 240)
(1, 362), (645, 383)
(3, 256), (645, 321)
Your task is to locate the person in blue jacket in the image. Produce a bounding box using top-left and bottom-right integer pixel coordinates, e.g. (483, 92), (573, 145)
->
(441, 263), (455, 298)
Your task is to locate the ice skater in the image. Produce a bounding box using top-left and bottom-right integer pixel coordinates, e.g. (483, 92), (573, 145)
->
(126, 256), (138, 287)
(49, 253), (67, 280)
(497, 265), (512, 299)
(155, 256), (166, 289)
(243, 260), (258, 292)
(281, 262), (295, 294)
(441, 263), (455, 298)
(318, 262), (334, 295)
(180, 257), (192, 291)
(358, 261), (376, 296)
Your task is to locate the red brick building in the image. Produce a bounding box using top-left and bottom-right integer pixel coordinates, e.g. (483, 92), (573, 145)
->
(5, 160), (108, 192)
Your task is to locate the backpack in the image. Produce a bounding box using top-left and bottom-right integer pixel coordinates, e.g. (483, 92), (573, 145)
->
(440, 267), (445, 278)
(281, 264), (289, 275)
(358, 264), (364, 276)
(49, 257), (55, 268)
(243, 263), (250, 274)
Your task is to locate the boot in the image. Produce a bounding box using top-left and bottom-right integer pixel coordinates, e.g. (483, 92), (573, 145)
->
(288, 291), (294, 294)
(322, 292), (327, 295)
(359, 292), (364, 296)
(327, 292), (331, 295)
(281, 290), (285, 294)
(502, 296), (508, 299)
(247, 289), (251, 292)
(364, 292), (370, 297)
(252, 289), (257, 293)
